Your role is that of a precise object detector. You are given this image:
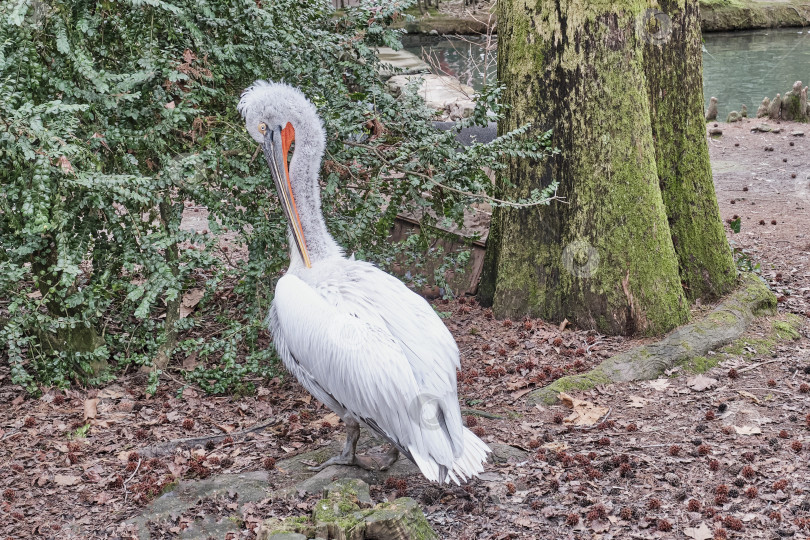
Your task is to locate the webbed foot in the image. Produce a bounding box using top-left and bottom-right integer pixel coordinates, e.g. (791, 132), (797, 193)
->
(306, 454), (377, 472)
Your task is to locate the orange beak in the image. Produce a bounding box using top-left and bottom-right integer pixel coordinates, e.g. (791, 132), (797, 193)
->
(263, 122), (312, 268)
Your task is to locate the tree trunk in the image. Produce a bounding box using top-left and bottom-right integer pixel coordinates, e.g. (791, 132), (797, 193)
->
(480, 0), (689, 335)
(642, 0), (737, 301)
(151, 196), (181, 370)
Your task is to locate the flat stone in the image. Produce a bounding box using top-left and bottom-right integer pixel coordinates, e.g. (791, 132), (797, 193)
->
(125, 471), (270, 539)
(792, 130), (805, 136)
(271, 434), (419, 499)
(126, 431), (515, 539)
(387, 74), (475, 119)
(259, 479), (437, 540)
(490, 444), (529, 464)
(362, 497), (436, 540)
(323, 478), (373, 507)
(751, 123), (772, 132)
(376, 47), (431, 78)
(264, 534), (307, 540)
(708, 128), (723, 136)
(179, 514), (240, 540)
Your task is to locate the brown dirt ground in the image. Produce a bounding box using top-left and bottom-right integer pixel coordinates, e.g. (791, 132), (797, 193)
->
(1, 121), (809, 540)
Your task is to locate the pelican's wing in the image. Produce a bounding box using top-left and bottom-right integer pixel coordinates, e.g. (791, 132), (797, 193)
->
(272, 270), (484, 483)
(330, 261), (465, 448)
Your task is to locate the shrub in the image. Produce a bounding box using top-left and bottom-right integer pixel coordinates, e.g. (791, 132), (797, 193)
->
(0, 0), (555, 392)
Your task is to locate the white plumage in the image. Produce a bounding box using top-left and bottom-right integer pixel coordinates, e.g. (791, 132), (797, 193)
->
(240, 81), (490, 484)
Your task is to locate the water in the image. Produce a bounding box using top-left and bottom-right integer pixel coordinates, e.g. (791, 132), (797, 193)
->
(402, 35), (496, 91)
(702, 29), (810, 118)
(403, 29), (810, 118)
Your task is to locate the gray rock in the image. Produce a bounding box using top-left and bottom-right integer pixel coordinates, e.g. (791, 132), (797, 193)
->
(705, 96), (718, 121)
(708, 127), (723, 136)
(323, 478), (374, 508)
(726, 111), (741, 123)
(756, 97), (770, 118)
(490, 444), (529, 464)
(768, 93), (782, 119)
(125, 471), (270, 539)
(264, 534), (307, 540)
(792, 131), (805, 136)
(362, 498), (436, 540)
(751, 123), (772, 133)
(376, 47), (431, 78)
(433, 121), (497, 146)
(258, 479), (437, 540)
(782, 81), (804, 121)
(387, 74), (475, 120)
(271, 434), (420, 500)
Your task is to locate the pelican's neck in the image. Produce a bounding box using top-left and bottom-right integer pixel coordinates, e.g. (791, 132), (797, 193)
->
(287, 138), (342, 269)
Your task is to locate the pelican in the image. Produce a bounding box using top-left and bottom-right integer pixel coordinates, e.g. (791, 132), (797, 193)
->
(238, 81), (490, 484)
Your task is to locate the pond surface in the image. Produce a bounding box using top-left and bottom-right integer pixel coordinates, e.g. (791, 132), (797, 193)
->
(403, 28), (810, 119)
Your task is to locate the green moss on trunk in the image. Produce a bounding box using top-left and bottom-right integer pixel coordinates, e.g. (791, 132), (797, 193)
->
(643, 0), (737, 302)
(485, 0), (689, 335)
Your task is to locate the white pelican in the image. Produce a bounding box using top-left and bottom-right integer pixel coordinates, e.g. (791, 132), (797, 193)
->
(238, 81), (490, 484)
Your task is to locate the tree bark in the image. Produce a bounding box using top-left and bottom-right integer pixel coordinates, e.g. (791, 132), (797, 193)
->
(642, 0), (737, 302)
(480, 0), (689, 335)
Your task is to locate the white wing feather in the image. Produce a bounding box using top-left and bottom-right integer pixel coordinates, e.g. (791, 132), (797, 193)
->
(270, 259), (489, 483)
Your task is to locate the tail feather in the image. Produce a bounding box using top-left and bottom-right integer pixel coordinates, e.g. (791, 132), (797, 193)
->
(409, 428), (491, 485)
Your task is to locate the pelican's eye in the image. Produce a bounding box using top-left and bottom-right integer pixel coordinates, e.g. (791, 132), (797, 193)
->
(258, 122), (267, 134)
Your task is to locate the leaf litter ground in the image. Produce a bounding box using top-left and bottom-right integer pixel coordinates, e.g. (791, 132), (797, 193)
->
(1, 121), (809, 539)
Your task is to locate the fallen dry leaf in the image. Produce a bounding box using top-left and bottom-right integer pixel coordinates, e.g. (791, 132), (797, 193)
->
(167, 462), (185, 479)
(180, 288), (204, 318)
(541, 441), (568, 453)
(734, 425), (762, 435)
(591, 518), (610, 532)
(559, 392), (609, 426)
(320, 413), (341, 427)
(737, 390), (761, 404)
(511, 388), (532, 399)
(54, 474), (81, 486)
(687, 374), (718, 392)
(684, 522), (713, 540)
(627, 395), (648, 408)
(183, 351), (199, 370)
(506, 376), (529, 391)
(97, 385), (126, 399)
(57, 155), (74, 174)
(83, 398), (99, 421)
(648, 379), (670, 391)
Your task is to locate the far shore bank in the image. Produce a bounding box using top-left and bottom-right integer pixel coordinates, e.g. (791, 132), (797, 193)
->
(393, 1), (810, 35)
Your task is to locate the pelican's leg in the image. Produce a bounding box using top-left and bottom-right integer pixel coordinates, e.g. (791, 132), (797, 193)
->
(378, 446), (400, 471)
(307, 419), (375, 472)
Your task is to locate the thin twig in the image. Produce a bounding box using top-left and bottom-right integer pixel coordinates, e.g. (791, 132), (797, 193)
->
(123, 458), (142, 503)
(737, 358), (783, 373)
(461, 408), (504, 419)
(343, 141), (564, 209)
(1, 430), (19, 441)
(138, 418), (277, 458)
